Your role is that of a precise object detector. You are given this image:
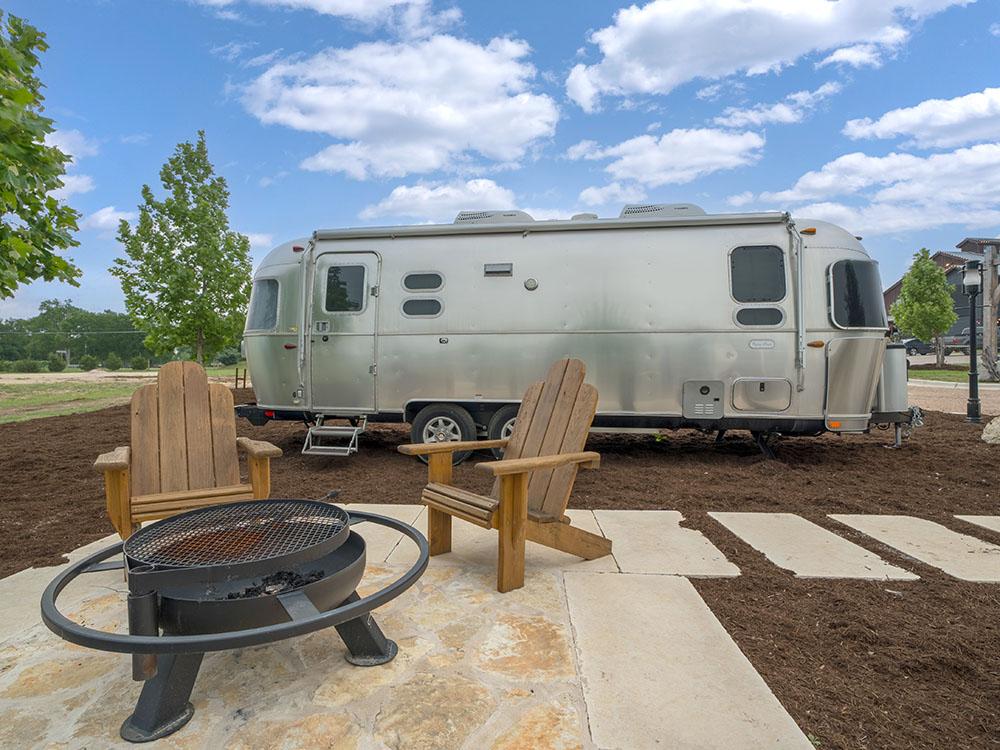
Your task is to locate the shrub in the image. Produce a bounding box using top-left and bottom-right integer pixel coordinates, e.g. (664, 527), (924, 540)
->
(78, 354), (98, 371)
(47, 354), (67, 372)
(0, 360), (12, 372)
(130, 356), (149, 371)
(104, 352), (123, 371)
(12, 359), (41, 373)
(217, 348), (240, 366)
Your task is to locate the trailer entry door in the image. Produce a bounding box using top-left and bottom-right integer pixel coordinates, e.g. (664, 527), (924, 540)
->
(310, 252), (379, 413)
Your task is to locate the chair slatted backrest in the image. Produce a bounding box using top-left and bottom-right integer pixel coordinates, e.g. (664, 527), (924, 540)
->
(130, 361), (240, 497)
(493, 358), (599, 520)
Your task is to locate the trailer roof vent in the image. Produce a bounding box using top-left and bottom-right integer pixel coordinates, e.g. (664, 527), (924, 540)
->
(619, 203), (706, 219)
(453, 210), (535, 224)
(571, 212), (599, 221)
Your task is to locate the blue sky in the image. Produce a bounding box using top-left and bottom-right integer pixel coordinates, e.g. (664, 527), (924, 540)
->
(4, 0), (1000, 317)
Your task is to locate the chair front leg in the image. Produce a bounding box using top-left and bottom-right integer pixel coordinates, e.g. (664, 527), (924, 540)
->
(426, 453), (454, 555)
(248, 456), (271, 499)
(497, 472), (528, 593)
(102, 467), (133, 540)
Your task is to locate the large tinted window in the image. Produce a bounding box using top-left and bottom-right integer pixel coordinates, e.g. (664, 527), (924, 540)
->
(830, 260), (887, 329)
(731, 246), (786, 302)
(325, 265), (366, 312)
(246, 279), (278, 330)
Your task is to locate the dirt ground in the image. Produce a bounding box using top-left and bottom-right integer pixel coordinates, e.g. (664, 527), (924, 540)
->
(1, 390), (998, 749)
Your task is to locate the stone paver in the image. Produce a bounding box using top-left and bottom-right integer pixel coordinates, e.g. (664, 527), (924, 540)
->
(830, 514), (1000, 582)
(342, 503), (425, 563)
(955, 515), (1000, 535)
(564, 572), (811, 749)
(710, 512), (918, 580)
(387, 508), (618, 573)
(594, 510), (738, 577)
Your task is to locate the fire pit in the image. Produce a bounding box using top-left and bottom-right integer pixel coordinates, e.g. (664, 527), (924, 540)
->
(41, 500), (428, 743)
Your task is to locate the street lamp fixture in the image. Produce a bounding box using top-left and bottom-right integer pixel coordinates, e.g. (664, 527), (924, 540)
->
(964, 259), (982, 423)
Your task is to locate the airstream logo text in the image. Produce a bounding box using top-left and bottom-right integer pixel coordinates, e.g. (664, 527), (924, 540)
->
(749, 339), (775, 349)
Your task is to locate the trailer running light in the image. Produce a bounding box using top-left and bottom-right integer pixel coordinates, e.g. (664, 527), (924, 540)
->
(264, 410), (275, 418)
(829, 420), (842, 429)
(292, 245), (305, 252)
(807, 340), (825, 348)
(283, 343), (297, 350)
(800, 227), (817, 235)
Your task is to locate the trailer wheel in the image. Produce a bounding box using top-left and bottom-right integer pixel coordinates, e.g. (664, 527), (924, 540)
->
(411, 404), (477, 465)
(487, 405), (519, 459)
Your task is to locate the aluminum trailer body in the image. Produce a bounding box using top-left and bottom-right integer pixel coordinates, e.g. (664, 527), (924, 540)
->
(240, 205), (906, 453)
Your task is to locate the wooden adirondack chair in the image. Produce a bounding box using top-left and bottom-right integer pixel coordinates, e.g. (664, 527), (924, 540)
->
(94, 361), (281, 539)
(398, 358), (612, 592)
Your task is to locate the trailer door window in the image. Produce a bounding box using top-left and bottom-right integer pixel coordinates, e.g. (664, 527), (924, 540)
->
(829, 259), (887, 329)
(247, 279), (278, 330)
(325, 265), (366, 313)
(730, 246), (786, 302)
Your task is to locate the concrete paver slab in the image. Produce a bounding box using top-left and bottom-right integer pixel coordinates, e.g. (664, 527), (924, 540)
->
(830, 514), (1000, 582)
(710, 512), (918, 580)
(564, 572), (811, 750)
(595, 510), (739, 577)
(955, 515), (1000, 535)
(387, 508), (618, 573)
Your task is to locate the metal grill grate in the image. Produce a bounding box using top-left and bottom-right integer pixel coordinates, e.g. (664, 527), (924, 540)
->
(124, 500), (349, 569)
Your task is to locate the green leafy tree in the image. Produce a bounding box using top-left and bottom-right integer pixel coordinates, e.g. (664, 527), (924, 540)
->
(891, 248), (957, 367)
(0, 12), (81, 298)
(111, 131), (251, 363)
(77, 353), (97, 371)
(46, 352), (65, 371)
(104, 352), (122, 371)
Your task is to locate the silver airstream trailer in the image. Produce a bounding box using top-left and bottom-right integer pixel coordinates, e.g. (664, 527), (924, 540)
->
(237, 204), (915, 457)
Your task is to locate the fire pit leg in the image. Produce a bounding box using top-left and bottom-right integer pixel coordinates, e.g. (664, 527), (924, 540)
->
(120, 652), (204, 743)
(334, 591), (398, 666)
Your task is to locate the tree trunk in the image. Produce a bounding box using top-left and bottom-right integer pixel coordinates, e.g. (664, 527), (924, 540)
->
(196, 330), (204, 364)
(935, 335), (945, 368)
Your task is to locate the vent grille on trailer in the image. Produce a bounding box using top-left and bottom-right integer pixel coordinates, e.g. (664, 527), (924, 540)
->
(453, 210), (535, 225)
(619, 203), (706, 218)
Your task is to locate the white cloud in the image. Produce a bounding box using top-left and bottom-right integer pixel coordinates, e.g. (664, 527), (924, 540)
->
(45, 130), (98, 200)
(81, 206), (138, 237)
(360, 178), (516, 222)
(120, 133), (150, 145)
(45, 129), (99, 162)
(244, 35), (558, 180)
(246, 232), (275, 249)
(726, 190), (755, 207)
(578, 181), (647, 207)
(51, 174), (95, 200)
(195, 0), (460, 37)
(566, 0), (973, 111)
(747, 143), (1000, 235)
(991, 22), (1000, 36)
(567, 128), (764, 187)
(713, 82), (842, 128)
(210, 40), (256, 62)
(843, 87), (1000, 148)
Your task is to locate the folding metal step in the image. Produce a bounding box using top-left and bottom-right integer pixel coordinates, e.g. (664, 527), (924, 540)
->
(302, 416), (366, 457)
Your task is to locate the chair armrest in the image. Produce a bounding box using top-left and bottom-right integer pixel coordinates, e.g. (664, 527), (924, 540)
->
(236, 437), (282, 459)
(94, 446), (130, 473)
(398, 439), (508, 456)
(475, 451), (600, 477)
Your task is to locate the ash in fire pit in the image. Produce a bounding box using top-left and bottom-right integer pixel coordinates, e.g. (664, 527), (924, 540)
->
(226, 570), (324, 599)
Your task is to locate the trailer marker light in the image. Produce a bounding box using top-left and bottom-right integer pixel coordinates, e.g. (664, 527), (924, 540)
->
(829, 420), (842, 428)
(807, 340), (825, 348)
(800, 227), (817, 235)
(283, 343), (297, 350)
(264, 410), (275, 418)
(292, 245), (305, 252)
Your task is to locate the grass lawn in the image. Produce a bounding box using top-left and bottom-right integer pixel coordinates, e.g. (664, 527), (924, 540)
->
(909, 369), (968, 383)
(0, 381), (140, 424)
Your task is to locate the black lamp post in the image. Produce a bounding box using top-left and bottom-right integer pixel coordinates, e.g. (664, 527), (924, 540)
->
(964, 259), (982, 423)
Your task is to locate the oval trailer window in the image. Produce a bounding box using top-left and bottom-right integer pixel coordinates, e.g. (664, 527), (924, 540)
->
(402, 298), (442, 317)
(403, 272), (443, 291)
(736, 307), (783, 326)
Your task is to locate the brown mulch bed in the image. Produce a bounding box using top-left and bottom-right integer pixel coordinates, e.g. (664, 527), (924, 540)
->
(1, 389), (998, 749)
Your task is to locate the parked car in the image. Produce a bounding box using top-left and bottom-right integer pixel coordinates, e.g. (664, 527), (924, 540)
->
(941, 327), (983, 354)
(901, 338), (934, 355)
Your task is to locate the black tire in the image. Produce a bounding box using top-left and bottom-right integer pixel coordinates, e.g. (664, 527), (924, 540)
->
(486, 405), (519, 459)
(907, 347), (917, 356)
(410, 404), (478, 465)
